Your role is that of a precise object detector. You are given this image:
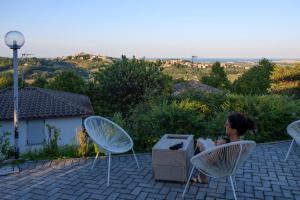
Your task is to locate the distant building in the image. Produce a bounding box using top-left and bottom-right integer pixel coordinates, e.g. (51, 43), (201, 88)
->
(0, 87), (94, 153)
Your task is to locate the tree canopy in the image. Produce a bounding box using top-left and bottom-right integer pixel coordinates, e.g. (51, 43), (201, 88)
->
(90, 56), (172, 115)
(47, 70), (86, 94)
(269, 64), (300, 98)
(201, 62), (230, 90)
(231, 58), (275, 95)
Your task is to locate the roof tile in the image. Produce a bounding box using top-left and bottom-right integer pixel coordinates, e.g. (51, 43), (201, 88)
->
(0, 87), (94, 120)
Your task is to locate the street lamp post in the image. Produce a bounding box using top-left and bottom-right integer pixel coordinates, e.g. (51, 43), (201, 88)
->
(4, 31), (25, 159)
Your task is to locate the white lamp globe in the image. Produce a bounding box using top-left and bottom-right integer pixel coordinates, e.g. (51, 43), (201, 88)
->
(4, 31), (25, 49)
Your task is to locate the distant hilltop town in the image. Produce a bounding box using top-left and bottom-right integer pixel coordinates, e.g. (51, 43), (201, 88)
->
(57, 53), (259, 70)
(0, 52), (299, 85)
(153, 59), (253, 70)
(60, 52), (115, 63)
(1, 52), (298, 76)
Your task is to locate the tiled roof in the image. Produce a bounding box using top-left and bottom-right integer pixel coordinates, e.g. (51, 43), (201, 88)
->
(173, 80), (222, 96)
(0, 87), (94, 121)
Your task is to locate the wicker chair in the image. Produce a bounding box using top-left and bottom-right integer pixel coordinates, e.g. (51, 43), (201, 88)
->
(84, 116), (139, 186)
(284, 119), (300, 161)
(182, 140), (256, 200)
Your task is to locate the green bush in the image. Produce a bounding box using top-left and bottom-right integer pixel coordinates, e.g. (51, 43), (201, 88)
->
(21, 145), (78, 161)
(31, 74), (48, 88)
(126, 98), (211, 151)
(222, 94), (300, 142)
(90, 56), (173, 116)
(45, 124), (60, 156)
(174, 90), (228, 114)
(201, 62), (230, 90)
(0, 130), (14, 161)
(231, 59), (275, 95)
(0, 73), (12, 89)
(269, 65), (300, 98)
(76, 128), (97, 157)
(47, 70), (86, 94)
(122, 92), (300, 151)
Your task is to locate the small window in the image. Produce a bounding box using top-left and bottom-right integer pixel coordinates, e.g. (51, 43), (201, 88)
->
(27, 120), (45, 145)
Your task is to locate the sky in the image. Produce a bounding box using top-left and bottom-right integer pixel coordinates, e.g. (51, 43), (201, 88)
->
(0, 0), (300, 58)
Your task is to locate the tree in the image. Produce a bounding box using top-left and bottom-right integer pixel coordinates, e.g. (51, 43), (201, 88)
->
(231, 58), (275, 95)
(201, 62), (230, 90)
(269, 64), (300, 98)
(0, 57), (12, 67)
(31, 74), (48, 88)
(90, 56), (172, 115)
(47, 70), (86, 94)
(0, 73), (13, 89)
(0, 73), (25, 89)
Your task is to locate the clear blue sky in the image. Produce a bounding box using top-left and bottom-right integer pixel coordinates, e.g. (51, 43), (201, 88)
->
(1, 0), (299, 58)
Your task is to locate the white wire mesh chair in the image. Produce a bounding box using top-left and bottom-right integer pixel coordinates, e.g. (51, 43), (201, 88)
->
(84, 116), (140, 186)
(284, 119), (300, 161)
(182, 140), (256, 200)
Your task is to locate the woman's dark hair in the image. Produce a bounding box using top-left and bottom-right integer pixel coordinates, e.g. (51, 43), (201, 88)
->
(227, 112), (256, 136)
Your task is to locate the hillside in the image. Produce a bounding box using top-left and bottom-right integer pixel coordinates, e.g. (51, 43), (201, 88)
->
(0, 54), (114, 82)
(1, 55), (299, 85)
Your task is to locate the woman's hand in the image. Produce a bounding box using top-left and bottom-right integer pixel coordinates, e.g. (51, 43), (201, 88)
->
(215, 139), (226, 146)
(196, 138), (205, 151)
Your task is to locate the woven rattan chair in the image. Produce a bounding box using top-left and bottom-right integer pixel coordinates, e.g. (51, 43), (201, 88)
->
(284, 119), (300, 161)
(84, 116), (139, 186)
(182, 140), (256, 200)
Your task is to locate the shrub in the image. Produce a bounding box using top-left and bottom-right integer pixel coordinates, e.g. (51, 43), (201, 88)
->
(222, 94), (300, 142)
(21, 145), (78, 160)
(76, 128), (96, 157)
(47, 70), (86, 94)
(127, 99), (211, 151)
(90, 56), (173, 116)
(46, 124), (60, 156)
(201, 62), (230, 90)
(174, 90), (228, 114)
(124, 91), (300, 151)
(31, 74), (48, 88)
(0, 73), (13, 89)
(231, 59), (275, 95)
(0, 130), (14, 161)
(269, 65), (300, 98)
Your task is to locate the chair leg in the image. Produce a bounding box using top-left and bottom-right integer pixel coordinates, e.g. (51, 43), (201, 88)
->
(91, 152), (99, 169)
(132, 148), (140, 168)
(232, 174), (237, 189)
(230, 176), (237, 200)
(107, 153), (111, 186)
(182, 166), (195, 198)
(284, 139), (294, 162)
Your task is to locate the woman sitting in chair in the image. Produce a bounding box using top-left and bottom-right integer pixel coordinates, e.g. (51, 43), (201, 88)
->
(191, 112), (256, 184)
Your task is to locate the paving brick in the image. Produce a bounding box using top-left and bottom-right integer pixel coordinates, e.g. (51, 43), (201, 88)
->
(76, 192), (91, 200)
(0, 141), (299, 200)
(136, 192), (148, 200)
(118, 193), (136, 200)
(131, 187), (142, 195)
(107, 192), (120, 200)
(166, 191), (177, 200)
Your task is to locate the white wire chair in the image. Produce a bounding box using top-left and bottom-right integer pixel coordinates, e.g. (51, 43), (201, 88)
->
(284, 119), (300, 161)
(84, 116), (139, 186)
(182, 140), (256, 200)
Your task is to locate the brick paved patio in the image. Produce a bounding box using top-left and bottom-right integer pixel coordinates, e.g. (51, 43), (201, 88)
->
(0, 141), (299, 200)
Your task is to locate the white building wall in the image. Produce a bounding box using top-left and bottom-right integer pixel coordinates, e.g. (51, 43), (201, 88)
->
(0, 117), (83, 154)
(45, 117), (82, 146)
(0, 121), (27, 153)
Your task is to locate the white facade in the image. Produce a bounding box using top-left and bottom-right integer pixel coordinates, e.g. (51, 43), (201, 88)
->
(0, 117), (83, 153)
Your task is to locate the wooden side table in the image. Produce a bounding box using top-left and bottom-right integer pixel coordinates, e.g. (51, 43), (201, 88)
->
(152, 134), (194, 182)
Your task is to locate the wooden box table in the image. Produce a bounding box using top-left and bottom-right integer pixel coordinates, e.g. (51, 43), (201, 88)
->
(152, 134), (194, 182)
